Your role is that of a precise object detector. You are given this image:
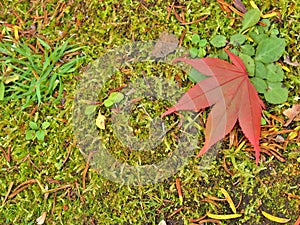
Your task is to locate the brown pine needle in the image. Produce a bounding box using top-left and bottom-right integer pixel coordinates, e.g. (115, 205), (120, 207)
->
(223, 156), (234, 176)
(189, 214), (207, 223)
(168, 207), (183, 219)
(82, 151), (94, 190)
(180, 15), (209, 25)
(198, 219), (221, 224)
(9, 184), (30, 199)
(175, 177), (183, 205)
(2, 182), (14, 204)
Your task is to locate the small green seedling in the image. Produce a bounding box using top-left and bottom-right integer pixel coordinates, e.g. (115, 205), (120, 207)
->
(103, 92), (124, 107)
(210, 35), (227, 48)
(83, 92), (125, 116)
(0, 32), (85, 109)
(25, 121), (50, 142)
(189, 34), (207, 58)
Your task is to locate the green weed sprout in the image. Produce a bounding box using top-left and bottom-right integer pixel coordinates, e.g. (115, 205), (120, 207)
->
(0, 35), (85, 109)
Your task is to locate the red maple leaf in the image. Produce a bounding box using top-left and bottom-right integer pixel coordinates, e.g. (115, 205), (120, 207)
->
(162, 49), (265, 165)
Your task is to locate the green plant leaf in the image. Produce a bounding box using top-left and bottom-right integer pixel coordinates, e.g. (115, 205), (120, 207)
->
(191, 34), (200, 44)
(261, 117), (267, 125)
(264, 82), (288, 104)
(197, 47), (206, 58)
(58, 57), (83, 74)
(47, 74), (58, 95)
(189, 47), (198, 58)
(230, 34), (246, 46)
(265, 63), (284, 82)
(249, 32), (268, 44)
(239, 53), (255, 76)
(29, 121), (39, 130)
(0, 81), (4, 100)
(36, 83), (42, 106)
(241, 8), (261, 31)
(42, 51), (52, 75)
(104, 92), (124, 107)
(255, 37), (285, 63)
(37, 37), (51, 50)
(210, 35), (227, 48)
(241, 44), (255, 56)
(25, 130), (36, 140)
(42, 121), (50, 130)
(270, 28), (279, 37)
(251, 77), (267, 93)
(255, 61), (267, 79)
(218, 49), (229, 60)
(12, 42), (31, 57)
(198, 39), (207, 47)
(103, 99), (114, 108)
(36, 130), (45, 141)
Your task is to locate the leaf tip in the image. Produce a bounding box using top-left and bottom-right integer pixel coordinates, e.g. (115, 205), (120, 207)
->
(196, 145), (209, 158)
(161, 107), (176, 118)
(172, 57), (186, 64)
(255, 146), (260, 165)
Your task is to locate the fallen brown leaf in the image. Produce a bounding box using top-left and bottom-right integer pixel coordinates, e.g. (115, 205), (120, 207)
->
(283, 104), (300, 126)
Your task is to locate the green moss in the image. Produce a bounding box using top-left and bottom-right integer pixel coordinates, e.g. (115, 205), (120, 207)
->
(0, 0), (299, 224)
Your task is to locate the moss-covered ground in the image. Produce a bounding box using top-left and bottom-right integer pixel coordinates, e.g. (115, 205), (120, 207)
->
(0, 0), (299, 224)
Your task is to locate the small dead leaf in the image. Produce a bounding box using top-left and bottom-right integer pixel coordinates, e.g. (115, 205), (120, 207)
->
(275, 135), (285, 143)
(158, 219), (167, 225)
(36, 211), (47, 225)
(261, 210), (291, 224)
(284, 55), (299, 66)
(233, 0), (247, 13)
(151, 31), (179, 58)
(207, 212), (242, 220)
(283, 104), (300, 126)
(3, 74), (19, 84)
(220, 188), (237, 213)
(96, 111), (106, 129)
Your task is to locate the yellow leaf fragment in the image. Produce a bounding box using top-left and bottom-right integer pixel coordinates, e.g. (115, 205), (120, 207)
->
(220, 188), (237, 213)
(262, 12), (278, 18)
(281, 65), (290, 72)
(13, 25), (20, 41)
(207, 212), (242, 220)
(261, 210), (291, 223)
(288, 131), (298, 140)
(96, 111), (106, 129)
(3, 74), (19, 84)
(246, 36), (254, 42)
(234, 140), (246, 154)
(250, 1), (259, 9)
